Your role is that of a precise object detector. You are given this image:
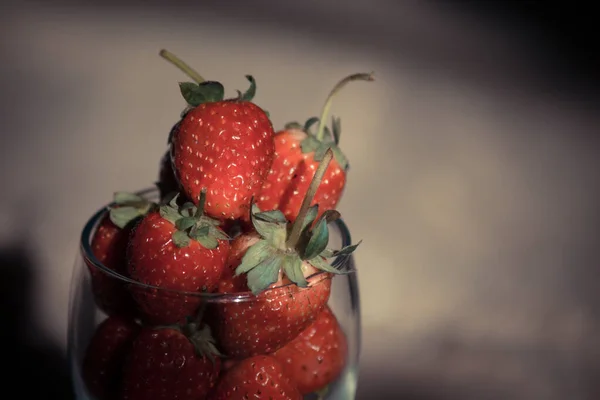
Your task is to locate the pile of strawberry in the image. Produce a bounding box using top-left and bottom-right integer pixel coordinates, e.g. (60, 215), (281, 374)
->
(82, 49), (373, 400)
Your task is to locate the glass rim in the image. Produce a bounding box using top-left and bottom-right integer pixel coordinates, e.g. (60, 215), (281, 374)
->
(80, 187), (354, 300)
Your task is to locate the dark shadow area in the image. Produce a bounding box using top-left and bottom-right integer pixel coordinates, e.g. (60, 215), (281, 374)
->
(0, 244), (74, 399)
(7, 0), (600, 105)
(432, 1), (599, 86)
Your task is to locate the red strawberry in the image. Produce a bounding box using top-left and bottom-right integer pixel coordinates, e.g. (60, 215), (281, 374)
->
(121, 321), (221, 400)
(209, 150), (360, 358)
(272, 306), (348, 394)
(127, 192), (230, 325)
(208, 355), (301, 400)
(88, 192), (154, 316)
(82, 316), (140, 400)
(160, 49), (275, 220)
(210, 234), (333, 358)
(256, 73), (374, 222)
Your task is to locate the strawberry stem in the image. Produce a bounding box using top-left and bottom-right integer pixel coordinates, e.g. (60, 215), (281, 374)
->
(159, 49), (205, 84)
(195, 188), (207, 218)
(286, 148), (334, 249)
(315, 72), (375, 142)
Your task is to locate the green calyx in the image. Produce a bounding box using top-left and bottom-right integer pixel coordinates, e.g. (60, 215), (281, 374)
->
(285, 116), (349, 170)
(183, 320), (222, 364)
(154, 318), (222, 364)
(235, 203), (359, 295)
(159, 48), (258, 108)
(159, 190), (229, 249)
(109, 192), (155, 229)
(234, 149), (360, 295)
(178, 76), (256, 108)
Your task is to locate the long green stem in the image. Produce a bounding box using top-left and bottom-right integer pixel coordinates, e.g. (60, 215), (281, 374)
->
(315, 72), (375, 141)
(159, 49), (205, 84)
(287, 149), (334, 249)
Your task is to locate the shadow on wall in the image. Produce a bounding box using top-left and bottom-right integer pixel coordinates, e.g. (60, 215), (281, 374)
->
(0, 244), (73, 399)
(6, 0), (600, 101)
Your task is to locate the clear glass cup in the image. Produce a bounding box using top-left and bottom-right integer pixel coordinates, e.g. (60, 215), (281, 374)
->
(68, 187), (361, 400)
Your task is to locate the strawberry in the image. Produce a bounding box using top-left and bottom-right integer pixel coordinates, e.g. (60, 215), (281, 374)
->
(88, 192), (154, 316)
(256, 73), (374, 222)
(209, 150), (360, 358)
(160, 49), (275, 220)
(210, 233), (333, 358)
(208, 355), (301, 400)
(82, 316), (141, 400)
(121, 320), (221, 400)
(127, 191), (230, 325)
(272, 306), (347, 394)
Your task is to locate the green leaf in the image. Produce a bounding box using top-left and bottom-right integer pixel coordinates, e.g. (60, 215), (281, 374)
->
(202, 216), (222, 226)
(247, 255), (283, 294)
(180, 82), (205, 107)
(197, 81), (225, 103)
(159, 204), (181, 225)
(285, 121), (303, 130)
(208, 226), (230, 241)
(272, 226), (288, 249)
(172, 230), (190, 248)
(196, 235), (218, 250)
(176, 216), (196, 231)
(160, 191), (177, 206)
(251, 202), (262, 214)
(282, 253), (307, 288)
(331, 116), (341, 144)
(254, 209), (287, 224)
(113, 192), (144, 205)
(303, 218), (329, 260)
(313, 142), (332, 162)
(198, 324), (216, 341)
(322, 126), (333, 142)
(190, 325), (223, 361)
(235, 240), (274, 275)
(300, 134), (321, 154)
(109, 206), (142, 229)
(320, 248), (335, 258)
(168, 193), (180, 209)
(334, 240), (362, 257)
(300, 205), (319, 234)
(205, 341), (222, 358)
(304, 117), (320, 133)
(309, 255), (349, 274)
(190, 225), (210, 239)
(199, 326), (222, 353)
(332, 145), (349, 170)
(180, 202), (196, 215)
(250, 203), (286, 243)
(240, 75), (256, 101)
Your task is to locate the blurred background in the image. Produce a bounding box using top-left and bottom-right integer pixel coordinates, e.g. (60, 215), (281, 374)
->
(1, 0), (599, 398)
